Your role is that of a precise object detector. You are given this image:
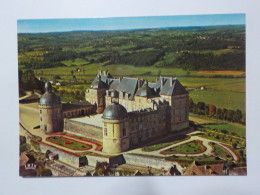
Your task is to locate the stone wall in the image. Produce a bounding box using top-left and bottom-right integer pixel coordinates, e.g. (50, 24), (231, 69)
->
(86, 155), (124, 167)
(123, 153), (184, 173)
(39, 142), (81, 167)
(64, 119), (103, 141)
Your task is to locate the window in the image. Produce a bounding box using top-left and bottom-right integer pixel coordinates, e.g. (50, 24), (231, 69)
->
(40, 117), (42, 121)
(104, 128), (107, 136)
(123, 128), (126, 136)
(40, 110), (42, 114)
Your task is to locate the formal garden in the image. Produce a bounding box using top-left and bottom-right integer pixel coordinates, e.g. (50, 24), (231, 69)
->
(48, 132), (103, 151)
(209, 142), (232, 160)
(160, 140), (206, 155)
(46, 136), (92, 151)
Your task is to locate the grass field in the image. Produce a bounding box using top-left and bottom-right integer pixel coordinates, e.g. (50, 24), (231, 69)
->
(190, 113), (246, 137)
(161, 140), (205, 154)
(34, 62), (245, 113)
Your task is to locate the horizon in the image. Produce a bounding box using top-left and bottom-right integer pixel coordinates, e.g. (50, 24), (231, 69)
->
(17, 14), (245, 33)
(18, 24), (245, 34)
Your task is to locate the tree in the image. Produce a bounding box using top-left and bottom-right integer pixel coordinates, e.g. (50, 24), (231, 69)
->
(234, 109), (242, 122)
(53, 75), (61, 81)
(95, 161), (109, 176)
(205, 104), (209, 115)
(232, 142), (237, 149)
(216, 108), (222, 119)
(197, 102), (206, 115)
(221, 108), (227, 120)
(209, 104), (216, 117)
(189, 98), (195, 113)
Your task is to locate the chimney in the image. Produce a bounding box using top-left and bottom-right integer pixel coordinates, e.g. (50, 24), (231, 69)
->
(138, 79), (142, 88)
(99, 70), (102, 75)
(160, 77), (164, 88)
(119, 76), (123, 83)
(103, 70), (106, 76)
(170, 77), (173, 86)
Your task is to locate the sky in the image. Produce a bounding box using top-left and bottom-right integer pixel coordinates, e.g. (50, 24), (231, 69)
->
(17, 14), (245, 33)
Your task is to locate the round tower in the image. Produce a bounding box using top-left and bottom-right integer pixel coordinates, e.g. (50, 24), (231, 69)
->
(39, 82), (63, 134)
(102, 102), (129, 154)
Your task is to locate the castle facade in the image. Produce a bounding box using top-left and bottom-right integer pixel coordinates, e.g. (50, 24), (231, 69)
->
(86, 71), (189, 154)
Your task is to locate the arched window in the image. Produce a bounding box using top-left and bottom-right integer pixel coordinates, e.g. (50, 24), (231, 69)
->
(104, 128), (107, 136)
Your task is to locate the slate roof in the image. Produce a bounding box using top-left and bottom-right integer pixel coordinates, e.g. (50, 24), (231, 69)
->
(39, 92), (61, 105)
(90, 71), (187, 99)
(108, 79), (120, 91)
(91, 79), (108, 89)
(116, 77), (138, 100)
(102, 102), (128, 120)
(135, 82), (155, 98)
(156, 77), (188, 96)
(91, 71), (113, 86)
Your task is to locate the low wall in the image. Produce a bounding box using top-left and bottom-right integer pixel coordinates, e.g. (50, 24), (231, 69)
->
(64, 119), (103, 141)
(39, 142), (80, 167)
(123, 153), (184, 173)
(86, 154), (124, 167)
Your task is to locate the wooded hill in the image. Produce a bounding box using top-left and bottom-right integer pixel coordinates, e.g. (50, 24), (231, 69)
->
(18, 25), (245, 71)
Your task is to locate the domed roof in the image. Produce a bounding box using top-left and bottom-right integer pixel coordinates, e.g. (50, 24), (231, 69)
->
(39, 82), (61, 105)
(39, 92), (61, 105)
(102, 102), (128, 120)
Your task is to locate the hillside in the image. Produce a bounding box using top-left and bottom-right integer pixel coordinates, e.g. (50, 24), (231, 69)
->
(18, 25), (245, 71)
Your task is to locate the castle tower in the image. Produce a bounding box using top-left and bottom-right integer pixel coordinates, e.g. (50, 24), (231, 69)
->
(85, 73), (108, 114)
(39, 82), (63, 134)
(102, 101), (129, 154)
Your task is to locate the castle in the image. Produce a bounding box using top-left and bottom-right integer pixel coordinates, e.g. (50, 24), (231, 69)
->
(39, 70), (189, 154)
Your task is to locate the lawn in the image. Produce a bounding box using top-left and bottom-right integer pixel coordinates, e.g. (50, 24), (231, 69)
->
(142, 135), (190, 152)
(161, 140), (205, 155)
(179, 77), (245, 113)
(202, 123), (246, 137)
(210, 142), (231, 159)
(46, 136), (92, 150)
(190, 113), (246, 137)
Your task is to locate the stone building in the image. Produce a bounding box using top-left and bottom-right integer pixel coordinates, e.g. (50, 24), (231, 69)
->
(85, 70), (112, 114)
(86, 70), (189, 154)
(62, 101), (95, 118)
(39, 82), (63, 134)
(39, 82), (95, 134)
